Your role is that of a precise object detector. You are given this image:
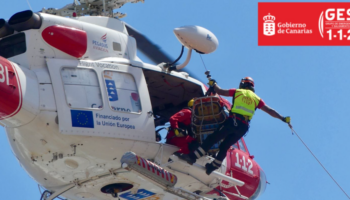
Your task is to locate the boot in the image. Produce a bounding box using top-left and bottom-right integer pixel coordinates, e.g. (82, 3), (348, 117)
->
(177, 153), (196, 165)
(188, 140), (200, 152)
(169, 151), (181, 162)
(205, 163), (218, 175)
(173, 151), (181, 157)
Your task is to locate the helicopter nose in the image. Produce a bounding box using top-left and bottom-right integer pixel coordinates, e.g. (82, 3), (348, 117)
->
(0, 56), (22, 121)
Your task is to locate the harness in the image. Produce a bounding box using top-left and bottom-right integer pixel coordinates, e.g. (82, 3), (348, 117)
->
(230, 113), (250, 126)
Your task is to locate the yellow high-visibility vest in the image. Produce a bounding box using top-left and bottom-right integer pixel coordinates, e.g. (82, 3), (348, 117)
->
(231, 89), (261, 120)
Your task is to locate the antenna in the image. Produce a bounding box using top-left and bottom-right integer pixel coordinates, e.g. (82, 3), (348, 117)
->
(25, 0), (33, 11)
(103, 0), (106, 16)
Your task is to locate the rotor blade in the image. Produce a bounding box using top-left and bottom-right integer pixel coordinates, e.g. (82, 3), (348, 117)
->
(125, 23), (199, 80)
(125, 23), (174, 64)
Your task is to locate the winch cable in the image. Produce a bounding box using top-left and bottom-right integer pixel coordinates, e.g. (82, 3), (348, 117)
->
(199, 54), (226, 105)
(289, 126), (350, 199)
(199, 54), (208, 72)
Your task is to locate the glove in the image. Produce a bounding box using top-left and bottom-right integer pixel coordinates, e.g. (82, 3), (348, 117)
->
(174, 128), (186, 137)
(282, 116), (291, 123)
(208, 79), (217, 87)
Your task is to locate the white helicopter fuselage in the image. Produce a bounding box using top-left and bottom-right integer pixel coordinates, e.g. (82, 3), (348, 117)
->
(0, 12), (230, 200)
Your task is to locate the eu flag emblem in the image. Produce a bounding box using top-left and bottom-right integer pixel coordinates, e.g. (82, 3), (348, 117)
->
(71, 110), (94, 128)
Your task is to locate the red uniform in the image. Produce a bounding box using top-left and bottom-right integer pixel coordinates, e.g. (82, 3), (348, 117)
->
(166, 108), (196, 154)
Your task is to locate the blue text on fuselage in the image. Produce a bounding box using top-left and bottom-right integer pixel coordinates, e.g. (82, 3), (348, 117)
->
(92, 40), (108, 48)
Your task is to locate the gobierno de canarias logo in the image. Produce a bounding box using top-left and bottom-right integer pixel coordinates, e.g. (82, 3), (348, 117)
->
(263, 13), (312, 36)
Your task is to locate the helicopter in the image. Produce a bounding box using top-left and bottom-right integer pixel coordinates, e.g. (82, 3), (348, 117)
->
(0, 0), (268, 199)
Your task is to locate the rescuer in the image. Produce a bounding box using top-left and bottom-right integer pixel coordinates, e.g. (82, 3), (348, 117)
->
(179, 77), (291, 175)
(166, 99), (198, 154)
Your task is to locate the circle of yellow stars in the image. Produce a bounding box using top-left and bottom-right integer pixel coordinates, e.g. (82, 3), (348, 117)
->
(76, 112), (88, 125)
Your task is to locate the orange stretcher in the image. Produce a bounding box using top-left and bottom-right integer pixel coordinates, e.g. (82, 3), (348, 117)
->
(191, 97), (227, 150)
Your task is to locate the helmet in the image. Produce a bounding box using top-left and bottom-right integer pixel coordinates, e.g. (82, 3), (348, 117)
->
(188, 99), (194, 107)
(239, 77), (255, 92)
(241, 77), (254, 87)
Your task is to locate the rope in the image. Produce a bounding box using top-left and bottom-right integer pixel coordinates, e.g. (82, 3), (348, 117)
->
(199, 54), (208, 71)
(163, 78), (186, 99)
(290, 126), (350, 199)
(198, 54), (228, 108)
(163, 78), (184, 88)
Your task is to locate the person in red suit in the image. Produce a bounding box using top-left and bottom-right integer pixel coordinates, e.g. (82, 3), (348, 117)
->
(166, 99), (197, 154)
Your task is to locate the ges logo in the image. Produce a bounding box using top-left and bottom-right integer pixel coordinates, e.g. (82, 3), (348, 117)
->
(319, 8), (350, 38)
(242, 97), (253, 105)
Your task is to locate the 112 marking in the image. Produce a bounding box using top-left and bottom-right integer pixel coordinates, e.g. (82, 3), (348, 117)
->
(326, 29), (350, 40)
(235, 152), (254, 175)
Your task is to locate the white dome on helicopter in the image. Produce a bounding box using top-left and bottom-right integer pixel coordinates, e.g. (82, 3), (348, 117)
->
(173, 25), (218, 54)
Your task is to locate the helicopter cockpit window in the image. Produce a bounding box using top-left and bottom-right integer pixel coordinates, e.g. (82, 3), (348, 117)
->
(0, 33), (26, 58)
(238, 139), (247, 152)
(103, 71), (142, 113)
(61, 67), (103, 109)
(232, 143), (238, 149)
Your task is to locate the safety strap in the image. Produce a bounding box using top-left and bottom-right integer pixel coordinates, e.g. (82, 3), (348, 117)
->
(231, 113), (250, 124)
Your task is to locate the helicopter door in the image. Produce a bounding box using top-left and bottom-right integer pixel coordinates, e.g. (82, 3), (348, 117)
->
(46, 58), (155, 142)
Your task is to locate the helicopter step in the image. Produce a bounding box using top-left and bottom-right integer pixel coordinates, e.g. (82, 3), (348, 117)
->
(168, 154), (244, 186)
(121, 152), (178, 188)
(121, 152), (229, 200)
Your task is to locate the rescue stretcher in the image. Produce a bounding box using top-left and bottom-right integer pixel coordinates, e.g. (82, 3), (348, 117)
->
(191, 96), (227, 152)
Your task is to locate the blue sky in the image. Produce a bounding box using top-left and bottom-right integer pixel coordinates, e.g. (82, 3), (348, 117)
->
(1, 0), (350, 200)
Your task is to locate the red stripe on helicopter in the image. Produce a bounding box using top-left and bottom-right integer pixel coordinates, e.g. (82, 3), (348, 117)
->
(151, 163), (155, 173)
(147, 161), (151, 171)
(142, 158), (146, 168)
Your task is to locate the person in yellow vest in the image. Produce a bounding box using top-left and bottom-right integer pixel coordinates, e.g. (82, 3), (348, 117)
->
(178, 77), (291, 175)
